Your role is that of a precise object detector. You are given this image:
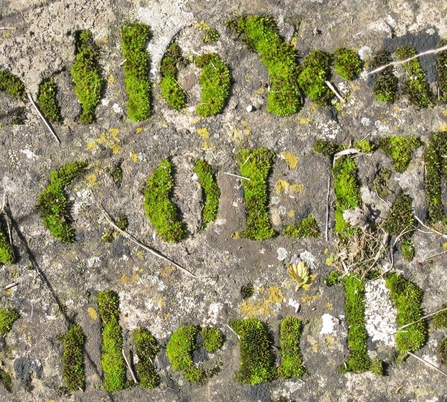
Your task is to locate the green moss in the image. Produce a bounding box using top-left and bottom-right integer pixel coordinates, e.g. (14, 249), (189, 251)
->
(195, 53), (231, 117)
(201, 327), (224, 353)
(372, 168), (392, 199)
(160, 43), (186, 110)
(370, 50), (398, 103)
(334, 48), (363, 80)
(340, 275), (371, 373)
(0, 309), (19, 336)
(0, 70), (26, 100)
(313, 140), (342, 158)
(278, 317), (307, 378)
(385, 273), (427, 361)
(166, 325), (205, 383)
(298, 50), (333, 105)
(101, 213), (128, 244)
(62, 325), (85, 392)
(194, 160), (220, 228)
(325, 270), (342, 286)
(37, 161), (86, 243)
(437, 337), (447, 365)
(37, 79), (62, 123)
(132, 328), (160, 388)
(236, 148), (276, 240)
(10, 107), (26, 125)
(109, 163), (123, 186)
(370, 359), (384, 376)
(395, 45), (433, 108)
(354, 140), (376, 153)
(0, 223), (14, 264)
(70, 30), (103, 124)
(226, 16), (301, 116)
(230, 318), (276, 385)
(437, 40), (447, 103)
(241, 283), (254, 299)
(432, 305), (447, 329)
(97, 290), (126, 392)
(0, 367), (12, 392)
(144, 159), (186, 242)
(203, 28), (220, 43)
(384, 193), (414, 261)
(121, 22), (151, 121)
(283, 216), (320, 238)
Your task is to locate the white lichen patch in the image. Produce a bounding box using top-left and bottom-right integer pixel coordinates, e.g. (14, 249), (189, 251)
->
(320, 314), (340, 335)
(277, 247), (288, 261)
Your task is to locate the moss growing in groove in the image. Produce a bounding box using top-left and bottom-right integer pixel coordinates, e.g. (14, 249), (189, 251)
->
(385, 273), (426, 361)
(325, 270), (343, 286)
(313, 140), (343, 158)
(283, 216), (320, 238)
(370, 359), (384, 376)
(395, 45), (433, 108)
(70, 30), (103, 124)
(0, 70), (26, 100)
(202, 327), (224, 353)
(278, 317), (307, 378)
(144, 159), (186, 242)
(194, 159), (220, 228)
(432, 305), (447, 329)
(437, 40), (447, 103)
(160, 43), (186, 110)
(166, 325), (205, 383)
(0, 309), (19, 336)
(437, 337), (447, 365)
(37, 79), (62, 123)
(195, 53), (231, 117)
(37, 161), (86, 243)
(203, 28), (220, 43)
(62, 325), (85, 392)
(236, 148), (276, 240)
(372, 168), (392, 199)
(0, 221), (14, 264)
(377, 136), (421, 173)
(370, 50), (398, 103)
(241, 283), (254, 299)
(298, 50), (334, 105)
(132, 328), (160, 388)
(333, 48), (363, 80)
(230, 318), (276, 385)
(121, 22), (151, 121)
(0, 367), (13, 392)
(226, 16), (301, 116)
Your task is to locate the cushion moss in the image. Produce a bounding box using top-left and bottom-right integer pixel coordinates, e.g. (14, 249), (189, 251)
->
(283, 216), (320, 238)
(278, 317), (307, 378)
(0, 367), (13, 392)
(370, 50), (398, 103)
(194, 159), (220, 228)
(333, 47), (363, 80)
(0, 70), (26, 100)
(132, 327), (160, 388)
(37, 79), (62, 123)
(432, 305), (447, 329)
(0, 221), (14, 264)
(0, 309), (19, 336)
(160, 43), (187, 109)
(62, 325), (85, 392)
(437, 337), (447, 365)
(437, 39), (447, 103)
(201, 327), (224, 353)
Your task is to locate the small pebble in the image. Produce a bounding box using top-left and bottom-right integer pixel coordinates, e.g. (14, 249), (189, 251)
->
(246, 105), (255, 112)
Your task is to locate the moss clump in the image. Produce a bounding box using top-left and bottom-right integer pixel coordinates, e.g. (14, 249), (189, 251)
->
(372, 168), (392, 199)
(144, 159), (186, 242)
(37, 79), (62, 123)
(339, 275), (371, 373)
(370, 50), (398, 103)
(160, 43), (186, 110)
(283, 216), (320, 238)
(384, 193), (414, 261)
(432, 305), (447, 329)
(194, 160), (220, 228)
(298, 50), (333, 105)
(109, 163), (123, 186)
(0, 309), (19, 336)
(0, 70), (26, 100)
(97, 290), (126, 392)
(354, 140), (376, 153)
(203, 28), (220, 43)
(0, 368), (13, 392)
(62, 325), (85, 392)
(313, 140), (342, 158)
(278, 317), (307, 378)
(334, 48), (363, 80)
(132, 328), (160, 389)
(37, 161), (86, 243)
(236, 148), (276, 240)
(437, 40), (447, 103)
(195, 53), (231, 117)
(166, 325), (205, 383)
(437, 337), (447, 365)
(385, 273), (426, 361)
(241, 284), (254, 299)
(226, 16), (301, 116)
(370, 359), (384, 376)
(70, 30), (103, 124)
(395, 45), (433, 108)
(325, 270), (342, 286)
(202, 327), (224, 353)
(230, 318), (276, 385)
(0, 221), (14, 264)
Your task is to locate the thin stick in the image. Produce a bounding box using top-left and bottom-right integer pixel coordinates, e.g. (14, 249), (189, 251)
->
(362, 231), (390, 279)
(414, 215), (447, 239)
(399, 306), (447, 330)
(0, 27), (16, 30)
(1, 194), (15, 258)
(122, 349), (138, 384)
(325, 81), (345, 102)
(3, 282), (18, 291)
(325, 176), (330, 241)
(419, 249), (447, 264)
(223, 172), (250, 181)
(408, 352), (447, 378)
(226, 324), (240, 341)
(27, 93), (61, 144)
(368, 44), (447, 75)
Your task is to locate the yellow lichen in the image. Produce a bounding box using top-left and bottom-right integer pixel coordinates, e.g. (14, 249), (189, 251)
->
(280, 151), (298, 168)
(87, 307), (98, 320)
(197, 127), (210, 139)
(238, 285), (284, 318)
(108, 74), (115, 84)
(301, 295), (318, 303)
(275, 180), (303, 195)
(136, 127), (143, 133)
(130, 152), (138, 163)
(299, 116), (312, 125)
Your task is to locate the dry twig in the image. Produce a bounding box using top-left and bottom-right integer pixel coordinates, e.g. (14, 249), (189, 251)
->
(399, 306), (447, 331)
(325, 81), (345, 102)
(122, 349), (138, 384)
(27, 93), (61, 144)
(325, 175), (330, 242)
(414, 215), (447, 239)
(408, 352), (447, 378)
(223, 172), (250, 181)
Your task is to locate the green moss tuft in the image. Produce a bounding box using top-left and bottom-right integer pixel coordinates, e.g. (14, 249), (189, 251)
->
(298, 50), (333, 105)
(203, 28), (220, 43)
(194, 160), (220, 228)
(0, 223), (14, 264)
(0, 367), (13, 392)
(230, 318), (276, 385)
(325, 270), (342, 286)
(370, 359), (384, 376)
(62, 325), (85, 392)
(372, 168), (392, 199)
(160, 43), (186, 110)
(226, 16), (301, 116)
(396, 45), (433, 108)
(201, 327), (224, 353)
(195, 53), (231, 117)
(132, 327), (160, 388)
(0, 309), (19, 336)
(37, 79), (63, 123)
(437, 40), (447, 103)
(283, 216), (320, 238)
(241, 283), (254, 299)
(70, 30), (103, 124)
(370, 50), (398, 103)
(278, 317), (307, 378)
(144, 159), (186, 242)
(313, 140), (342, 158)
(37, 161), (86, 243)
(166, 325), (205, 383)
(354, 140), (376, 153)
(0, 70), (26, 100)
(385, 273), (427, 360)
(236, 148), (276, 240)
(334, 48), (363, 80)
(432, 305), (447, 329)
(437, 337), (447, 365)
